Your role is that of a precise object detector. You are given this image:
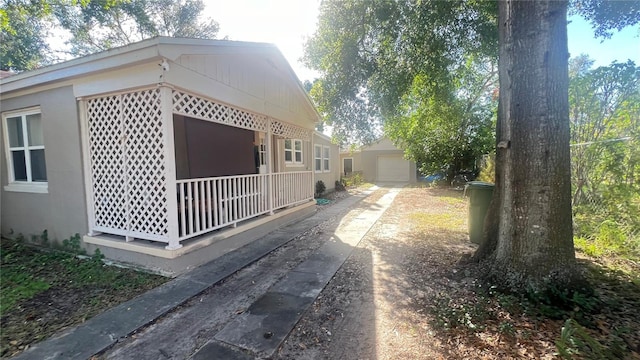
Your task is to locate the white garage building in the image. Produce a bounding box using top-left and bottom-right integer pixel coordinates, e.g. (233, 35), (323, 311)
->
(340, 137), (417, 183)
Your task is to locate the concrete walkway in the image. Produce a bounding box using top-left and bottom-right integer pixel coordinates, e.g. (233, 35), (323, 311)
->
(14, 186), (400, 360)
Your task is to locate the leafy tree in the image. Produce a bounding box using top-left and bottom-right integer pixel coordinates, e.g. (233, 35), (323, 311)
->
(304, 0), (498, 145)
(569, 58), (640, 244)
(0, 0), (53, 70)
(55, 0), (219, 56)
(0, 0), (219, 71)
(386, 57), (497, 176)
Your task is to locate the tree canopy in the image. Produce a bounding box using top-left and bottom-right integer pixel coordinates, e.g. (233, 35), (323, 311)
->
(0, 0), (219, 71)
(304, 0), (498, 146)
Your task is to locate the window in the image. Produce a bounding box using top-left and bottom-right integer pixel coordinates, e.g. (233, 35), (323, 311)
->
(314, 144), (331, 172)
(314, 145), (322, 172)
(284, 139), (303, 165)
(3, 108), (47, 192)
(323, 146), (330, 172)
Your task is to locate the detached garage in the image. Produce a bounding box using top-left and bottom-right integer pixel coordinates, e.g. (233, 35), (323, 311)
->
(377, 155), (411, 182)
(351, 137), (417, 183)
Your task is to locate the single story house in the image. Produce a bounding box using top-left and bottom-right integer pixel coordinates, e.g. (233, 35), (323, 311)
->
(1, 37), (329, 274)
(340, 137), (417, 183)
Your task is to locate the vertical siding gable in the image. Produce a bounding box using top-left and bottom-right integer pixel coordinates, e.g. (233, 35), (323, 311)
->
(177, 53), (309, 122)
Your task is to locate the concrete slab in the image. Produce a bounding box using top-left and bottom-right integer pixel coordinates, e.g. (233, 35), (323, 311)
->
(214, 292), (315, 355)
(210, 187), (401, 358)
(190, 341), (255, 360)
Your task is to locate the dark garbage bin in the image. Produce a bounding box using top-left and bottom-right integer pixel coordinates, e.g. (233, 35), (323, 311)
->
(464, 181), (495, 244)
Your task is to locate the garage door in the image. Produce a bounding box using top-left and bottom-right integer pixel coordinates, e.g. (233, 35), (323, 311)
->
(377, 155), (410, 182)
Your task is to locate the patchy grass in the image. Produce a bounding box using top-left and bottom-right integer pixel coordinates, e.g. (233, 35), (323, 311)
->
(0, 237), (168, 358)
(410, 212), (465, 230)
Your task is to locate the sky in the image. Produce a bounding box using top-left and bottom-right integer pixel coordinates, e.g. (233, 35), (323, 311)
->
(204, 0), (640, 82)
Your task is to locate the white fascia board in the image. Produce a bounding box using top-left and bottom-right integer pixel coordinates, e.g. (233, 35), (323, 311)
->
(1, 46), (162, 94)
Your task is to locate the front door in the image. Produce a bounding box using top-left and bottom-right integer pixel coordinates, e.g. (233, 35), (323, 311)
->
(343, 158), (353, 175)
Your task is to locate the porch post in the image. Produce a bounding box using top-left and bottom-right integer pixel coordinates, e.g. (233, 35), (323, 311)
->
(160, 86), (182, 250)
(266, 117), (274, 215)
(78, 98), (99, 236)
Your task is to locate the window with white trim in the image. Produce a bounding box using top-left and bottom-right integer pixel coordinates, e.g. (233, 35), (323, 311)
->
(284, 139), (303, 165)
(323, 146), (330, 172)
(314, 145), (322, 172)
(314, 144), (331, 172)
(3, 108), (48, 191)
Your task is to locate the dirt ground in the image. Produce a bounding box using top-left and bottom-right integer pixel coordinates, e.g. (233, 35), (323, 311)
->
(275, 186), (565, 360)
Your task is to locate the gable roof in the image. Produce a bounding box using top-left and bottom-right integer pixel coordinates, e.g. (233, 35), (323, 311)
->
(0, 37), (319, 121)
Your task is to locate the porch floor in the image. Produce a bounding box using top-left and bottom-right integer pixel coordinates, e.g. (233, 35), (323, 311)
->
(83, 200), (316, 276)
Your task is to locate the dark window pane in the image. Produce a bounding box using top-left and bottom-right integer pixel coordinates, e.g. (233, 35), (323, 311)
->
(295, 151), (302, 162)
(7, 117), (24, 147)
(284, 139), (291, 150)
(11, 150), (27, 181)
(315, 159), (321, 171)
(324, 159), (329, 171)
(285, 151), (292, 162)
(30, 149), (47, 181)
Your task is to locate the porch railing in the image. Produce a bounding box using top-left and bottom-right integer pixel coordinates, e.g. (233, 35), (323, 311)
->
(177, 171), (313, 241)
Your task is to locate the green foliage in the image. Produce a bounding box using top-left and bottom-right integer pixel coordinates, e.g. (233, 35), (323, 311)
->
(0, 236), (166, 317)
(570, 0), (640, 39)
(341, 172), (363, 187)
(0, 0), (51, 71)
(61, 233), (85, 254)
(1, 0), (219, 71)
(555, 318), (627, 359)
(304, 0), (498, 144)
(385, 58), (497, 175)
(56, 0), (219, 56)
(314, 180), (326, 198)
(477, 154), (495, 183)
(570, 59), (640, 259)
(334, 180), (345, 192)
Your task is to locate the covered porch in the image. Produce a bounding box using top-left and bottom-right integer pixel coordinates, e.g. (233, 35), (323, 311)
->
(80, 86), (315, 251)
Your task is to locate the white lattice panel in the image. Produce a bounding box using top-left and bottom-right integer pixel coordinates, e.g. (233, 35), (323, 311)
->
(172, 91), (268, 132)
(122, 89), (169, 237)
(271, 120), (312, 141)
(86, 89), (169, 241)
(87, 96), (127, 231)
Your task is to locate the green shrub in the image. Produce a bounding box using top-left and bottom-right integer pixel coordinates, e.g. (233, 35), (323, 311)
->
(341, 172), (363, 187)
(315, 180), (326, 198)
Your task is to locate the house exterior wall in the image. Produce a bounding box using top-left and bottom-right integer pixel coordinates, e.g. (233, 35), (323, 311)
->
(0, 86), (88, 241)
(340, 151), (362, 176)
(312, 133), (340, 192)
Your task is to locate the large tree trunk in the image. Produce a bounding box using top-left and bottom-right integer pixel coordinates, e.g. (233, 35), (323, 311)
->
(475, 0), (582, 293)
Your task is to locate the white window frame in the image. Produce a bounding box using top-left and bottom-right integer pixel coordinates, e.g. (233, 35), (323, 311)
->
(314, 144), (322, 173)
(323, 145), (330, 173)
(2, 107), (48, 193)
(284, 139), (304, 166)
